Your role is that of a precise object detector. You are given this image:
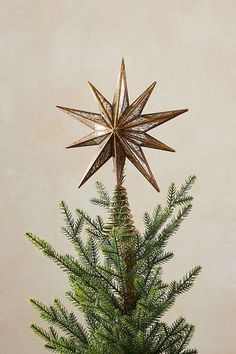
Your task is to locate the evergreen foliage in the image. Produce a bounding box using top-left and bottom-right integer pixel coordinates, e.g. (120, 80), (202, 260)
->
(25, 176), (201, 353)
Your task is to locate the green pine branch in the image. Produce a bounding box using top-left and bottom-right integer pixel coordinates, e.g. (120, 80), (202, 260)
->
(25, 232), (120, 295)
(90, 181), (111, 209)
(151, 318), (195, 353)
(30, 298), (88, 345)
(31, 324), (83, 353)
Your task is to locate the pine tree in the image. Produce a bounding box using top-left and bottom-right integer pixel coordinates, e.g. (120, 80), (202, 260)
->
(25, 175), (201, 353)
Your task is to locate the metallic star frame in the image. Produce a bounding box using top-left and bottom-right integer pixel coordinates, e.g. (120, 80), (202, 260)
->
(57, 59), (188, 192)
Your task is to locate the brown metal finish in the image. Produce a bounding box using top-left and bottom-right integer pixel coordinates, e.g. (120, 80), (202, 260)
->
(57, 58), (188, 192)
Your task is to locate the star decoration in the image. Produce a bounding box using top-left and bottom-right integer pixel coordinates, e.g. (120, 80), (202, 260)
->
(57, 59), (188, 192)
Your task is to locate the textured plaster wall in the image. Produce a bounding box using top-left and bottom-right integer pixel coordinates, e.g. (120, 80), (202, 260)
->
(1, 1), (236, 353)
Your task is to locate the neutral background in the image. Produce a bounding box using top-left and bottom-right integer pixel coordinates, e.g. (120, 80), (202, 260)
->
(1, 1), (236, 353)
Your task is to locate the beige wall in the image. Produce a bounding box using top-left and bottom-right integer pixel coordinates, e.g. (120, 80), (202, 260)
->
(1, 1), (236, 353)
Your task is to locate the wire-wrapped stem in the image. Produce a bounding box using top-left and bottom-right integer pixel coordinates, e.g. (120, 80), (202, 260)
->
(103, 184), (137, 314)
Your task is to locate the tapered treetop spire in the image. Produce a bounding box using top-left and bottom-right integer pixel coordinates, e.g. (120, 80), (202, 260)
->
(57, 59), (188, 191)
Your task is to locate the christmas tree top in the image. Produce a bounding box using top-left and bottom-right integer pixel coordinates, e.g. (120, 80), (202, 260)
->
(26, 59), (201, 354)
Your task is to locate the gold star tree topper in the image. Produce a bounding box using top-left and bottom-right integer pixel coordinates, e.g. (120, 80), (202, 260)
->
(57, 59), (187, 192)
